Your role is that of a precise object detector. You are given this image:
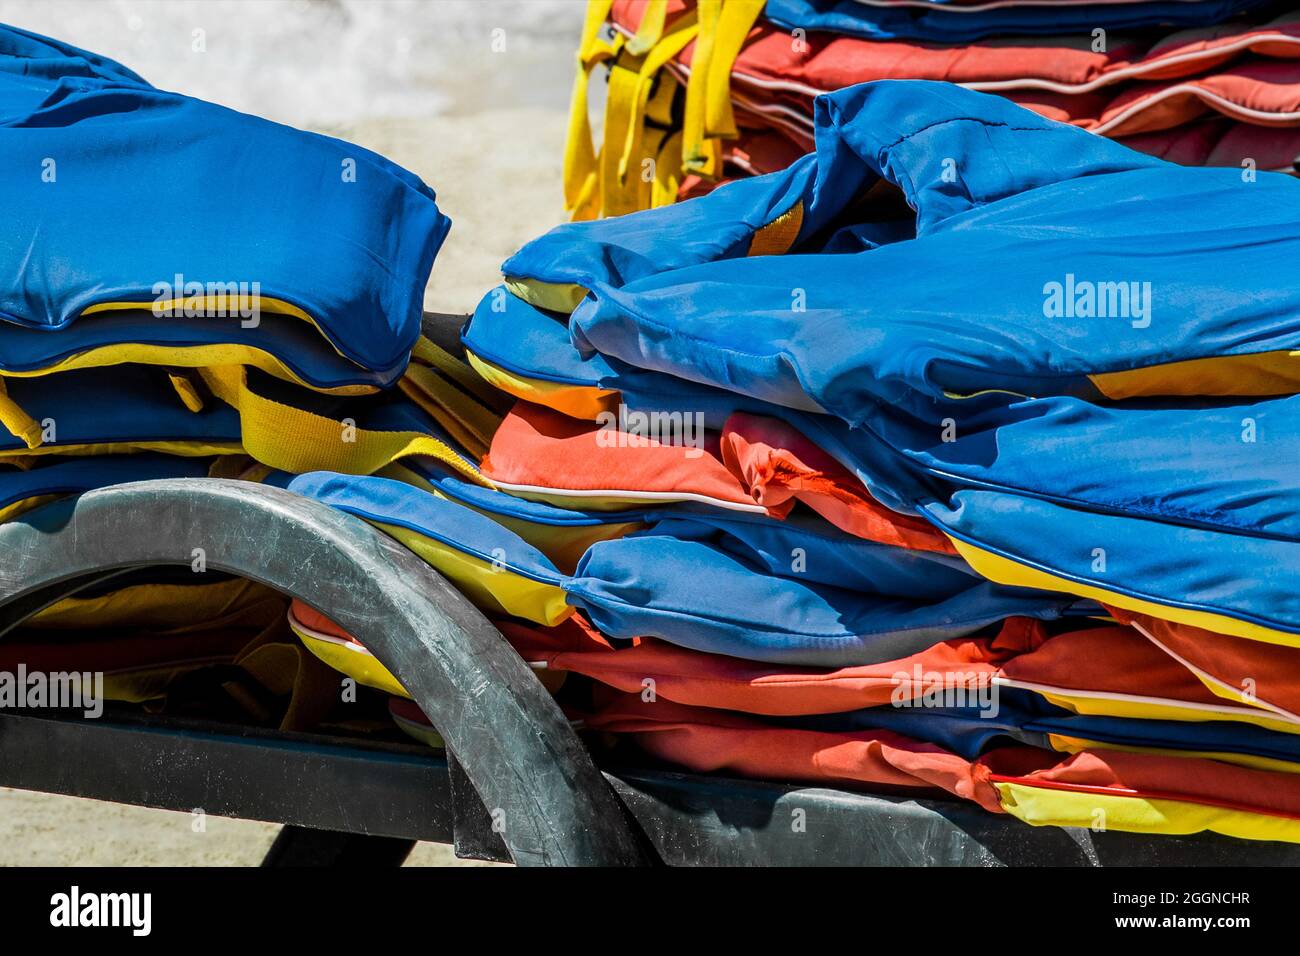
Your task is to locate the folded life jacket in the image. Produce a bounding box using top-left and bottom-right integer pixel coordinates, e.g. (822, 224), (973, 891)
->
(479, 399), (955, 554)
(982, 746), (1300, 843)
(520, 82), (1300, 410)
(587, 691), (1300, 842)
(280, 470), (1089, 666)
(1119, 115), (1300, 170)
(0, 454), (213, 522)
(1, 24), (449, 387)
(1112, 608), (1300, 719)
(304, 604), (1300, 745)
(637, 8), (1300, 100)
(288, 601), (573, 700)
(764, 0), (1277, 43)
(0, 352), (495, 481)
(795, 687), (1300, 774)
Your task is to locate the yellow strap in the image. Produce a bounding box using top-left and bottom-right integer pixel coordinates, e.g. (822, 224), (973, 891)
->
(564, 0), (621, 219)
(615, 16), (700, 184)
(652, 129), (685, 207)
(627, 0), (669, 55)
(703, 0), (764, 139)
(167, 371), (207, 413)
(198, 365), (489, 482)
(0, 379), (43, 449)
(748, 200), (804, 256)
(397, 364), (499, 462)
(682, 0), (722, 176)
(410, 336), (505, 410)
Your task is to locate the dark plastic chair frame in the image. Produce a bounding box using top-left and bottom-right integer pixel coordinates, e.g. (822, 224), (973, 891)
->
(3, 480), (1299, 866)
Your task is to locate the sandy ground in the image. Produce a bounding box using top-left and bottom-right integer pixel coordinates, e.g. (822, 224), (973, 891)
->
(0, 7), (574, 862)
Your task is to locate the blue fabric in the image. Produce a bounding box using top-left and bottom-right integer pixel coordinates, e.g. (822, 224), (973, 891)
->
(281, 470), (1088, 665)
(0, 454), (210, 510)
(0, 366), (242, 451)
(556, 84), (1300, 414)
(795, 688), (1300, 766)
(765, 0), (1276, 42)
(0, 24), (449, 383)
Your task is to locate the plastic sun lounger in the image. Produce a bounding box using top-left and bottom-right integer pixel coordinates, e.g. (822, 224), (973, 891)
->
(1, 320), (1298, 868)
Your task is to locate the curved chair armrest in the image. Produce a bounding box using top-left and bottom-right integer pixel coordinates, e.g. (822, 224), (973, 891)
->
(0, 479), (651, 866)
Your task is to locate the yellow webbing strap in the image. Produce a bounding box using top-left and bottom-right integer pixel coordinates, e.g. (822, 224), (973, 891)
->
(0, 379), (44, 449)
(615, 14), (700, 185)
(627, 0), (669, 55)
(681, 0), (722, 176)
(167, 370), (208, 413)
(653, 129), (686, 208)
(565, 0), (622, 219)
(399, 337), (505, 460)
(703, 0), (765, 140)
(198, 365), (490, 482)
(682, 0), (763, 178)
(747, 200), (805, 256)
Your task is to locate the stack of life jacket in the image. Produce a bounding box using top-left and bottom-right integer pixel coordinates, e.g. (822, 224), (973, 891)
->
(0, 23), (514, 729)
(14, 21), (1300, 847)
(566, 0), (1300, 219)
(360, 76), (1300, 846)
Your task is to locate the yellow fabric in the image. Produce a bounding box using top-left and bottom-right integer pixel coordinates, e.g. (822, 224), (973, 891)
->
(703, 0), (765, 140)
(167, 371), (207, 413)
(0, 439), (242, 462)
(565, 0), (622, 219)
(466, 351), (617, 421)
(653, 130), (686, 208)
(748, 201), (805, 257)
(614, 17), (699, 190)
(682, 0), (722, 176)
(376, 521), (573, 626)
(948, 535), (1300, 649)
(1046, 734), (1300, 777)
(29, 578), (284, 631)
(0, 341), (378, 397)
(627, 0), (669, 55)
(232, 618), (342, 732)
(995, 780), (1300, 844)
(0, 379), (43, 449)
(398, 364), (500, 462)
(0, 493), (59, 523)
(503, 277), (589, 315)
(1091, 350), (1300, 400)
(410, 336), (505, 410)
(1029, 686), (1300, 736)
(294, 627), (409, 698)
(198, 365), (488, 482)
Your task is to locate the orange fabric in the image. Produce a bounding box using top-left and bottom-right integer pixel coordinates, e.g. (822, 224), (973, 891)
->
(997, 622), (1230, 707)
(720, 411), (958, 554)
(481, 400), (779, 512)
(1112, 606), (1300, 715)
(981, 747), (1300, 821)
(527, 617), (1044, 715)
(584, 690), (1006, 812)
